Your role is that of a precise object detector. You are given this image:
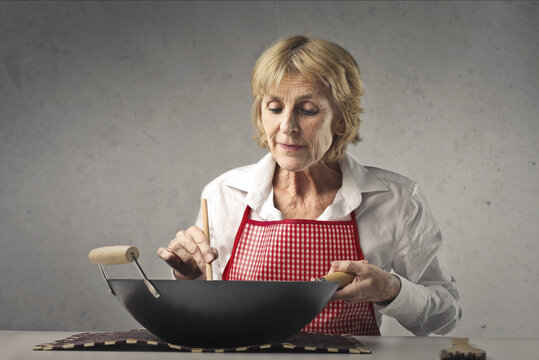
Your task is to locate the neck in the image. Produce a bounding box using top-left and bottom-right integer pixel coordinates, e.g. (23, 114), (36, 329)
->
(272, 160), (342, 219)
(273, 161), (342, 196)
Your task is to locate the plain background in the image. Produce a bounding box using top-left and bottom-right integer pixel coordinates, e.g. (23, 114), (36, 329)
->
(1, 1), (538, 337)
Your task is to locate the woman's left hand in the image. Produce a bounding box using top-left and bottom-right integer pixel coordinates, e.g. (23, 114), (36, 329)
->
(330, 260), (401, 305)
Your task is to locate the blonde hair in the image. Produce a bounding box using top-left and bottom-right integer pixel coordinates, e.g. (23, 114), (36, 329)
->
(250, 35), (364, 161)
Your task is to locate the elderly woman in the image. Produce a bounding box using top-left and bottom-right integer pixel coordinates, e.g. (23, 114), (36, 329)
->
(157, 35), (461, 336)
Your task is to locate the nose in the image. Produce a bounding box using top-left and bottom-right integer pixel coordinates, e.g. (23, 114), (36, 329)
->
(279, 109), (299, 134)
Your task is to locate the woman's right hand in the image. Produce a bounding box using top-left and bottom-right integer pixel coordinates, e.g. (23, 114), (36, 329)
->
(157, 226), (218, 280)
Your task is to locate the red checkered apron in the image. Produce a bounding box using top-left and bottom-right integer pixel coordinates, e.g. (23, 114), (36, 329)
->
(222, 206), (380, 336)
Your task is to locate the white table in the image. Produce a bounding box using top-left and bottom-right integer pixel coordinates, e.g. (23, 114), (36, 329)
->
(2, 331), (538, 360)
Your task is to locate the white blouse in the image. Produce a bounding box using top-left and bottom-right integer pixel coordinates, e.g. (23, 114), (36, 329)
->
(193, 152), (461, 336)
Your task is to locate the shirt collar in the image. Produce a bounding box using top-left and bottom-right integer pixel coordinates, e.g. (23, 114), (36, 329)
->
(337, 153), (389, 216)
(224, 153), (275, 210)
(224, 152), (388, 215)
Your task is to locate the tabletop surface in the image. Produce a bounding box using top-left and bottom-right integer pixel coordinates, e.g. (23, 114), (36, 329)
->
(2, 330), (538, 360)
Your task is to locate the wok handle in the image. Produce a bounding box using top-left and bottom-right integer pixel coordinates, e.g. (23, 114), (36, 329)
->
(88, 245), (139, 265)
(319, 272), (356, 289)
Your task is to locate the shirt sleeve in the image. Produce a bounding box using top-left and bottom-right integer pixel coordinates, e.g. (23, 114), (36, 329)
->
(376, 183), (462, 335)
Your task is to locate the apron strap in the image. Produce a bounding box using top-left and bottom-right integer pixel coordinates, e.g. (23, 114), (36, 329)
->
(222, 205), (252, 279)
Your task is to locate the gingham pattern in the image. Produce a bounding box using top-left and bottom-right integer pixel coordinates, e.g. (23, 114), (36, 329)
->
(223, 207), (380, 336)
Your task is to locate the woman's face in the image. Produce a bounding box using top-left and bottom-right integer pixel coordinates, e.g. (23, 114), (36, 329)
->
(261, 74), (342, 172)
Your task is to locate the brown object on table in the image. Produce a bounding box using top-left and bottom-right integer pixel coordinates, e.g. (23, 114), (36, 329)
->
(318, 271), (356, 289)
(439, 338), (486, 360)
(201, 198), (213, 281)
(32, 329), (371, 354)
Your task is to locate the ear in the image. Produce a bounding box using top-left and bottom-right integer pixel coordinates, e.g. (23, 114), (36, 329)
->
(332, 115), (345, 136)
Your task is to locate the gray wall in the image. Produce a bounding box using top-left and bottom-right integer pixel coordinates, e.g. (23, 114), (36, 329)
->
(1, 1), (538, 337)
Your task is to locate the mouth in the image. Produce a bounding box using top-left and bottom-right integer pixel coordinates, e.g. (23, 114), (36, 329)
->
(278, 143), (306, 151)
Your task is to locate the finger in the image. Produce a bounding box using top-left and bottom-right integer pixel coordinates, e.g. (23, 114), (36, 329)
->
(170, 228), (214, 263)
(332, 287), (361, 302)
(157, 247), (201, 278)
(331, 260), (369, 275)
(160, 247), (197, 273)
(188, 226), (215, 263)
(167, 231), (186, 251)
(171, 229), (206, 270)
(327, 259), (365, 275)
(177, 229), (199, 255)
(157, 247), (175, 261)
(157, 247), (188, 268)
(329, 260), (371, 303)
(167, 238), (203, 274)
(331, 276), (371, 303)
(175, 243), (206, 274)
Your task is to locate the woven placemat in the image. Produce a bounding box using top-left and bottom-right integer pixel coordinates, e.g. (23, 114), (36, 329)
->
(33, 329), (371, 353)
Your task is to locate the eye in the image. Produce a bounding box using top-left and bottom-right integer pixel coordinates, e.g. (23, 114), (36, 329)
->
(267, 101), (283, 114)
(301, 109), (318, 116)
(268, 107), (282, 114)
(300, 102), (319, 116)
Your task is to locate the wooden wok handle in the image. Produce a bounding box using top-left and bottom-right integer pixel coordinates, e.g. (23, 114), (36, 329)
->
(320, 272), (356, 289)
(88, 245), (140, 265)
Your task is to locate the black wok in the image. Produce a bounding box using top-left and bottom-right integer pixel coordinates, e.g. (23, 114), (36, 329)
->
(89, 245), (353, 348)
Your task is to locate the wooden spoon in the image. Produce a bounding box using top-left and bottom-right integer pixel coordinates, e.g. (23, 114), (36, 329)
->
(201, 198), (213, 280)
